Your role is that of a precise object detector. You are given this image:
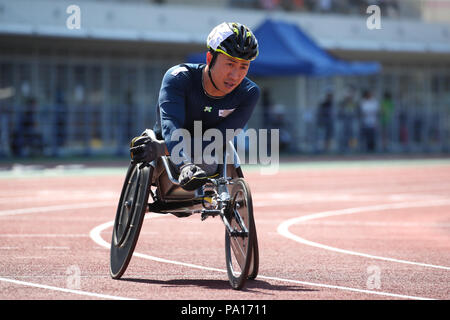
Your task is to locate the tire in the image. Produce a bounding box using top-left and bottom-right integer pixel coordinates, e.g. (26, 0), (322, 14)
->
(247, 226), (259, 280)
(110, 163), (152, 279)
(225, 178), (255, 290)
(231, 166), (259, 280)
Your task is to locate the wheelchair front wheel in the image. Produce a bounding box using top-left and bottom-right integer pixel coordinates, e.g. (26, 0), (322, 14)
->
(225, 178), (256, 290)
(110, 163), (152, 279)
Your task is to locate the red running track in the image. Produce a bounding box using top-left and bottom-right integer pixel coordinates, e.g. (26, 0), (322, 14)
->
(0, 160), (449, 300)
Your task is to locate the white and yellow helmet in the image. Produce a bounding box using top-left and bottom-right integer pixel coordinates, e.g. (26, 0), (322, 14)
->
(207, 22), (259, 63)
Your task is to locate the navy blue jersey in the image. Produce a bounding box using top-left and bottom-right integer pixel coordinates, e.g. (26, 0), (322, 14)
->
(154, 63), (260, 158)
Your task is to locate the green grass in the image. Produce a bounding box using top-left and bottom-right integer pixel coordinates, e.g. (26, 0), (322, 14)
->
(1, 156), (449, 179)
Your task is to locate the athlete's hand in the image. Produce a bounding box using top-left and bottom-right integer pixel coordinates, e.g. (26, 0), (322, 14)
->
(130, 136), (156, 163)
(178, 163), (208, 191)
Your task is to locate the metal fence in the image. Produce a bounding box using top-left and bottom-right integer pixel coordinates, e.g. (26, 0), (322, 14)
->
(0, 102), (156, 158)
(1, 100), (448, 159)
(254, 101), (450, 155)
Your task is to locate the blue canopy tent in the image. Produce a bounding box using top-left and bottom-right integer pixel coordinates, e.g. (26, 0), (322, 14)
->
(187, 19), (381, 77)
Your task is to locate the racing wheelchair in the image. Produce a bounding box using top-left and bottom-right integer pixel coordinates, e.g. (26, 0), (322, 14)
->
(109, 130), (259, 290)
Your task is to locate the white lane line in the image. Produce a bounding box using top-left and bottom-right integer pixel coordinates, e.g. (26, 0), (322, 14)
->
(277, 199), (450, 271)
(289, 220), (450, 228)
(0, 276), (135, 300)
(0, 201), (135, 300)
(0, 191), (117, 204)
(0, 202), (113, 217)
(0, 234), (88, 238)
(89, 216), (434, 300)
(253, 193), (446, 208)
(90, 217), (226, 274)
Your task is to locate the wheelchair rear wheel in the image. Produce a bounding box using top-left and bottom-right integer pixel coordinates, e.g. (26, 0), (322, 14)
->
(248, 227), (259, 280)
(110, 163), (152, 279)
(225, 178), (257, 290)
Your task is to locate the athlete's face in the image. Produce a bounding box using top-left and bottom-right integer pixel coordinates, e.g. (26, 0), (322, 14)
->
(209, 53), (250, 95)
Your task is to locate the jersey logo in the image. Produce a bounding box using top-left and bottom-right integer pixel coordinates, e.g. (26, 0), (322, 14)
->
(171, 66), (188, 76)
(203, 106), (212, 112)
(219, 108), (236, 117)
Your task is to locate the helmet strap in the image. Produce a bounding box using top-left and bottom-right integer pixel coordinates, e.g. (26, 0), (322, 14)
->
(208, 67), (220, 92)
(206, 50), (221, 92)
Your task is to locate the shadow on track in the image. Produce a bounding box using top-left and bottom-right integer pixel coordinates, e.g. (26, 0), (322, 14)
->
(119, 277), (318, 294)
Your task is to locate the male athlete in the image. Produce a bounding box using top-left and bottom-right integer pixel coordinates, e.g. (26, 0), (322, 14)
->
(130, 22), (260, 190)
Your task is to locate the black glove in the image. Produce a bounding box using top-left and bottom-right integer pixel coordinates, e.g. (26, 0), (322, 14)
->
(129, 135), (165, 163)
(178, 163), (208, 191)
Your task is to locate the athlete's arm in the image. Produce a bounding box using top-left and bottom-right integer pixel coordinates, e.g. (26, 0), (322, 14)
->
(158, 66), (188, 155)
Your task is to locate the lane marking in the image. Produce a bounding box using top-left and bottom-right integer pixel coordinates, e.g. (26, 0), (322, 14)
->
(277, 199), (450, 271)
(0, 202), (138, 300)
(0, 234), (88, 238)
(252, 191), (447, 208)
(2, 178), (447, 299)
(0, 276), (135, 300)
(2, 163), (447, 300)
(0, 194), (116, 205)
(89, 216), (434, 300)
(0, 202), (113, 217)
(0, 187), (446, 217)
(0, 167), (127, 179)
(284, 220), (450, 228)
(42, 246), (70, 250)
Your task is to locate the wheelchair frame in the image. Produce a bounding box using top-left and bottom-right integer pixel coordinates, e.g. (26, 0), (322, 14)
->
(110, 140), (259, 290)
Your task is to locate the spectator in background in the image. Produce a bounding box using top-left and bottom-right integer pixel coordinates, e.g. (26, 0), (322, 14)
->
(54, 86), (67, 153)
(398, 105), (408, 147)
(380, 0), (399, 17)
(356, 0), (370, 14)
(11, 97), (43, 157)
(258, 0), (306, 11)
(359, 89), (379, 152)
(338, 87), (358, 152)
(316, 91), (334, 152)
(116, 88), (135, 156)
(412, 104), (424, 145)
(259, 0), (280, 10)
(291, 0), (306, 11)
(261, 88), (273, 128)
(271, 103), (292, 152)
(380, 91), (394, 151)
(0, 102), (12, 157)
(318, 0), (333, 13)
(261, 89), (291, 152)
(280, 0), (305, 11)
(304, 0), (316, 11)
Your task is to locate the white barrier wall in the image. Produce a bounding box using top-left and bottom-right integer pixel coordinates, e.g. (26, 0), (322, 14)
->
(1, 0), (449, 53)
